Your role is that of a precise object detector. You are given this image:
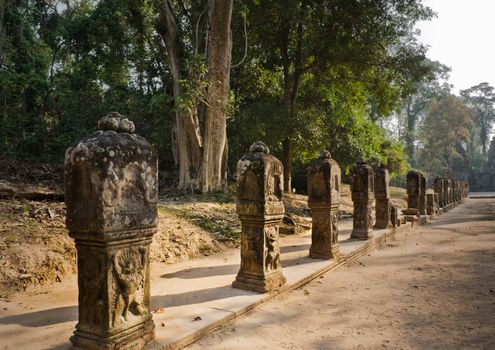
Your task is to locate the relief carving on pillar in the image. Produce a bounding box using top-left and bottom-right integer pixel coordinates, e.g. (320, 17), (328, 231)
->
(240, 226), (264, 274)
(264, 226), (281, 273)
(110, 246), (149, 328)
(331, 213), (338, 245)
(313, 213), (331, 246)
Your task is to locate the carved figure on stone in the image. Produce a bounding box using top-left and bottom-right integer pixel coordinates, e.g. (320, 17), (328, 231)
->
(112, 247), (147, 326)
(331, 213), (338, 245)
(265, 227), (281, 273)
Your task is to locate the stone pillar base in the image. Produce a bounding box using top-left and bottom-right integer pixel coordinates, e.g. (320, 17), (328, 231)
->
(232, 271), (286, 293)
(373, 221), (389, 229)
(71, 319), (155, 350)
(309, 244), (340, 260)
(350, 229), (373, 240)
(374, 199), (390, 229)
(402, 208), (419, 217)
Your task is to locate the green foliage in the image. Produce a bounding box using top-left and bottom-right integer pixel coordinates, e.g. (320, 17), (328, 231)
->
(2, 0), (430, 188)
(175, 56), (209, 113)
(417, 95), (473, 178)
(460, 82), (495, 156)
(0, 0), (174, 165)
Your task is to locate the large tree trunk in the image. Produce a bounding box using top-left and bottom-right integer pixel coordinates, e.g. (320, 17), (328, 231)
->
(200, 0), (232, 193)
(159, 0), (202, 190)
(405, 100), (416, 166)
(282, 138), (292, 193)
(480, 121), (488, 157)
(159, 0), (232, 192)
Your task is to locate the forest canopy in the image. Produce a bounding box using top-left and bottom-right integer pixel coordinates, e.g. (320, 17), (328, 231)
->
(1, 1), (494, 191)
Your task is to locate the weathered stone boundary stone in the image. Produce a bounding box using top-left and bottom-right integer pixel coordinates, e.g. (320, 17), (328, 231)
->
(404, 170), (421, 217)
(307, 150), (341, 260)
(65, 112), (158, 350)
(374, 164), (391, 229)
(350, 159), (374, 240)
(232, 141), (286, 293)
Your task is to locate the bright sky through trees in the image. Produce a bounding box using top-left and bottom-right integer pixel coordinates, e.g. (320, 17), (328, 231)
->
(417, 0), (495, 93)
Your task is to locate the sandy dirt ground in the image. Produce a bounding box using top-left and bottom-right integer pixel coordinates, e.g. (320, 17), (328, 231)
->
(186, 197), (495, 350)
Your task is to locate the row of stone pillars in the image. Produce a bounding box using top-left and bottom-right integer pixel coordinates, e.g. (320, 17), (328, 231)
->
(403, 171), (469, 220)
(65, 116), (468, 349)
(232, 146), (407, 295)
(433, 176), (469, 207)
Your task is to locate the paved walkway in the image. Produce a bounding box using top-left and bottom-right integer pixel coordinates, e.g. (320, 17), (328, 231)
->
(187, 197), (495, 350)
(0, 214), (411, 349)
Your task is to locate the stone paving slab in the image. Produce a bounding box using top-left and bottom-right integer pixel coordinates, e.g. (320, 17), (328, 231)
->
(0, 218), (422, 350)
(469, 192), (495, 198)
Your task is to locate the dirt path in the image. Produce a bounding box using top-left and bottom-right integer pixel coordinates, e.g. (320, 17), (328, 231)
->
(186, 198), (495, 350)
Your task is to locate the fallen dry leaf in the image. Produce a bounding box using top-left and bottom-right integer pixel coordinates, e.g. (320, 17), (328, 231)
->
(152, 307), (166, 314)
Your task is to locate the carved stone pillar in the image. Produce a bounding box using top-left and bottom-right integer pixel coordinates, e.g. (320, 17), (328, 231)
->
(390, 205), (401, 228)
(445, 178), (450, 204)
(65, 112), (158, 349)
(434, 193), (440, 214)
(434, 177), (444, 207)
(454, 180), (457, 202)
(455, 181), (459, 202)
(350, 159), (374, 240)
(419, 174), (427, 215)
(463, 181), (469, 199)
(232, 141), (286, 293)
(442, 177), (450, 206)
(406, 171), (421, 215)
(426, 193), (435, 215)
(449, 178), (454, 203)
(374, 164), (391, 229)
(307, 151), (341, 260)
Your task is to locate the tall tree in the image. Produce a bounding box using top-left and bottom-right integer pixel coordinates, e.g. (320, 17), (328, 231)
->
(401, 59), (451, 166)
(157, 0), (232, 193)
(460, 82), (495, 157)
(418, 95), (473, 177)
(245, 0), (432, 192)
